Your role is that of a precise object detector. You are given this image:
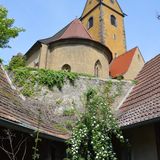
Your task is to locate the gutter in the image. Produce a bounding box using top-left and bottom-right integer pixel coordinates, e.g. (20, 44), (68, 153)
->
(121, 117), (160, 130)
(0, 118), (67, 143)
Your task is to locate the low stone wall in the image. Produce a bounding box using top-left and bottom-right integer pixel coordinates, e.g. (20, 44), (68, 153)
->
(26, 77), (133, 116)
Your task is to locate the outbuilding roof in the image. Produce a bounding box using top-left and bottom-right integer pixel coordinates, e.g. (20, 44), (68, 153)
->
(0, 65), (69, 140)
(109, 47), (137, 78)
(118, 54), (160, 127)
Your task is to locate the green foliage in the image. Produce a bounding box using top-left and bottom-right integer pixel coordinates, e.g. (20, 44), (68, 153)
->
(103, 81), (123, 106)
(0, 6), (25, 48)
(56, 98), (63, 105)
(131, 80), (138, 85)
(65, 120), (74, 131)
(63, 108), (76, 117)
(67, 87), (124, 160)
(53, 124), (68, 133)
(0, 58), (3, 64)
(8, 53), (26, 70)
(12, 67), (80, 96)
(32, 108), (42, 160)
(32, 130), (41, 160)
(114, 75), (124, 80)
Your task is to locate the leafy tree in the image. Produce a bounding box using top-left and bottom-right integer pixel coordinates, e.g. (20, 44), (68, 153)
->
(67, 88), (124, 160)
(0, 6), (25, 48)
(8, 53), (25, 70)
(0, 58), (3, 64)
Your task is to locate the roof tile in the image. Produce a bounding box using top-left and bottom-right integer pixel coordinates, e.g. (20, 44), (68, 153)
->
(118, 54), (160, 127)
(39, 19), (92, 44)
(110, 47), (137, 78)
(0, 65), (69, 140)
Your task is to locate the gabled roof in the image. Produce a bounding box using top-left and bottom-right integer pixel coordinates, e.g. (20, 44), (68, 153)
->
(0, 65), (69, 140)
(39, 19), (92, 44)
(118, 54), (160, 127)
(109, 47), (137, 78)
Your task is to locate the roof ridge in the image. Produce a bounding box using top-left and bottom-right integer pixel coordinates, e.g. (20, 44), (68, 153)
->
(110, 47), (137, 66)
(59, 18), (92, 40)
(39, 19), (92, 44)
(39, 22), (72, 44)
(145, 53), (160, 65)
(0, 64), (26, 101)
(77, 19), (93, 39)
(58, 19), (75, 40)
(110, 47), (137, 78)
(116, 47), (137, 59)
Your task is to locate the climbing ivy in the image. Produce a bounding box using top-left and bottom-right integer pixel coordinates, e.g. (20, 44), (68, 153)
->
(32, 108), (42, 160)
(12, 67), (91, 96)
(103, 80), (123, 105)
(66, 86), (124, 160)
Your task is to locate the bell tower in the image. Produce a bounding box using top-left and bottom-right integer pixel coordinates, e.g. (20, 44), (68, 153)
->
(81, 0), (126, 57)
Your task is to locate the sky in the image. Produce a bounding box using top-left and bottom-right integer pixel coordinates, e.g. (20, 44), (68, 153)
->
(0, 0), (160, 64)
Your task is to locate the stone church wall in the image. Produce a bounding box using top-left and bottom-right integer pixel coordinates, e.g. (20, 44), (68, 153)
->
(46, 43), (110, 78)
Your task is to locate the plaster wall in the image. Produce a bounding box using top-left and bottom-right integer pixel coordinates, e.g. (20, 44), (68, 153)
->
(81, 2), (126, 57)
(124, 49), (145, 80)
(26, 47), (40, 68)
(47, 44), (110, 78)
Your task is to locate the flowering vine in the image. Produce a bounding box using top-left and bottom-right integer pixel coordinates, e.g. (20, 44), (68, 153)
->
(67, 88), (124, 160)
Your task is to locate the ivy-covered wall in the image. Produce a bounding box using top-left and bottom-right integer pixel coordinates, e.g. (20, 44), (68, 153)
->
(10, 68), (133, 117)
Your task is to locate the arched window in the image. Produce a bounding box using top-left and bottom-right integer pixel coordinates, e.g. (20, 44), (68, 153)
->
(94, 60), (102, 77)
(62, 64), (71, 72)
(88, 17), (93, 29)
(110, 15), (117, 27)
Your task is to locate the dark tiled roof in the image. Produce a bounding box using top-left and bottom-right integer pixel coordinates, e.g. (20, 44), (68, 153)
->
(118, 54), (160, 127)
(0, 65), (69, 140)
(110, 47), (137, 78)
(39, 19), (92, 44)
(39, 24), (70, 44)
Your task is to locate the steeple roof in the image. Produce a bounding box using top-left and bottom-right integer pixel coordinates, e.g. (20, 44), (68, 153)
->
(39, 19), (92, 44)
(81, 0), (124, 19)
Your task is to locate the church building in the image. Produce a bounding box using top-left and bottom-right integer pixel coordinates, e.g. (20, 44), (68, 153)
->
(25, 0), (145, 80)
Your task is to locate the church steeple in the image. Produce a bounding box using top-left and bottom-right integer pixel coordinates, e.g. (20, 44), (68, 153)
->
(81, 0), (126, 57)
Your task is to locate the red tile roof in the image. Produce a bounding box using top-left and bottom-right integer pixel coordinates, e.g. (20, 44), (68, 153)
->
(110, 47), (137, 78)
(60, 19), (92, 40)
(40, 19), (92, 44)
(0, 65), (69, 140)
(118, 54), (160, 127)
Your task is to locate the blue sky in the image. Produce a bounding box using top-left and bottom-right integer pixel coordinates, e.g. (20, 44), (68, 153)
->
(0, 0), (160, 64)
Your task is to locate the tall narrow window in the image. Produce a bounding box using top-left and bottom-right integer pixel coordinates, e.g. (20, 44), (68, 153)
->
(110, 15), (117, 27)
(88, 17), (93, 29)
(94, 60), (102, 77)
(62, 64), (71, 72)
(115, 53), (118, 58)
